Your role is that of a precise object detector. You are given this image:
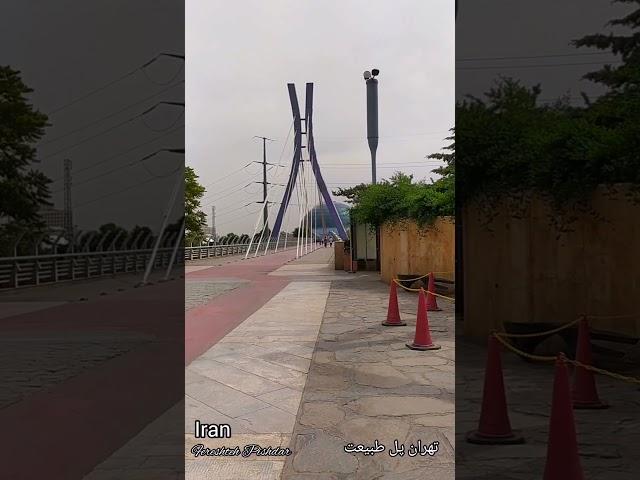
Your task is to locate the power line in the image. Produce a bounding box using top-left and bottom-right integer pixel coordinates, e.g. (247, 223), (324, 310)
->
(40, 81), (183, 147)
(457, 51), (616, 62)
(201, 162), (253, 189)
(214, 202), (257, 220)
(48, 53), (184, 115)
(72, 149), (183, 208)
(457, 60), (623, 71)
(54, 146), (183, 193)
(316, 131), (449, 140)
(140, 62), (185, 86)
(321, 161), (444, 166)
(200, 168), (269, 204)
(48, 124), (183, 183)
(201, 181), (257, 205)
(140, 109), (185, 133)
(215, 208), (262, 228)
(40, 101), (183, 161)
(73, 171), (165, 209)
(199, 122), (293, 192)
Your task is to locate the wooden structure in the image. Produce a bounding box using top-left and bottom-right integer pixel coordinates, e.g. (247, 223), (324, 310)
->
(462, 186), (640, 339)
(379, 218), (455, 284)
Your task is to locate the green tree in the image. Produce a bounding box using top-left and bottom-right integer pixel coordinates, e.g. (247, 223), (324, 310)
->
(0, 66), (51, 253)
(573, 1), (640, 188)
(185, 166), (207, 245)
(573, 0), (640, 91)
(334, 163), (454, 229)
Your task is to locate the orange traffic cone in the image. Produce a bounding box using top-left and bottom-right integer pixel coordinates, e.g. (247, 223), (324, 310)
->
(572, 318), (608, 409)
(406, 289), (440, 350)
(382, 281), (407, 326)
(426, 273), (441, 311)
(466, 335), (524, 444)
(543, 354), (585, 480)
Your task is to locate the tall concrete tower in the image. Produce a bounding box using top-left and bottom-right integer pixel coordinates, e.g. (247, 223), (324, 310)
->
(63, 159), (74, 238)
(363, 69), (380, 184)
(211, 205), (217, 239)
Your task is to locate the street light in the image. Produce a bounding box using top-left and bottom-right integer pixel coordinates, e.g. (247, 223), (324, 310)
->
(364, 68), (379, 184)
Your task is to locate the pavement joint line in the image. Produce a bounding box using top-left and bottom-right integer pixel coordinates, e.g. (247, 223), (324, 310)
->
(185, 252), (334, 478)
(188, 375), (294, 413)
(185, 394), (262, 431)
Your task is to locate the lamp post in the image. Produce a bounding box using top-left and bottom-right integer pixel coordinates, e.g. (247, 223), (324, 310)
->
(363, 68), (380, 184)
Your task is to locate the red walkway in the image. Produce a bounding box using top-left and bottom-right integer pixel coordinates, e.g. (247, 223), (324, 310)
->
(185, 248), (297, 364)
(0, 250), (297, 479)
(0, 279), (184, 479)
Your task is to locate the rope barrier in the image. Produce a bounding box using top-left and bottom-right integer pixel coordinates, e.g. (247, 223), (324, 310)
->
(391, 278), (456, 302)
(493, 333), (556, 362)
(494, 317), (582, 338)
(393, 272), (454, 283)
(395, 273), (429, 282)
(492, 333), (640, 386)
(584, 313), (640, 320)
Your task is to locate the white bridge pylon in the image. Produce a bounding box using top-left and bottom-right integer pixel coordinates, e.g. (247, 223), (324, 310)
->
(245, 83), (348, 259)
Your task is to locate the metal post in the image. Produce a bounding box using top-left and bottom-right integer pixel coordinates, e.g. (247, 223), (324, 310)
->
(141, 170), (182, 286)
(164, 218), (185, 281)
(366, 76), (379, 184)
(262, 138), (268, 232)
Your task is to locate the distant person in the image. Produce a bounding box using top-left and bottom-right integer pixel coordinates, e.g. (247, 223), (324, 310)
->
(329, 237), (333, 247)
(323, 236), (328, 248)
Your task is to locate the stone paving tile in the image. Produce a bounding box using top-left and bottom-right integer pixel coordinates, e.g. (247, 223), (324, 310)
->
(281, 279), (455, 480)
(185, 395), (254, 435)
(211, 355), (309, 391)
(186, 377), (272, 418)
(84, 402), (184, 479)
(185, 279), (246, 311)
(189, 358), (285, 396)
(186, 459), (284, 479)
(234, 405), (298, 434)
(0, 334), (144, 409)
(185, 277), (332, 479)
(258, 387), (304, 415)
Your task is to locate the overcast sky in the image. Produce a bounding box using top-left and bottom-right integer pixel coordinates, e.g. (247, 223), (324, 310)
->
(1, 0), (184, 233)
(187, 0), (454, 236)
(456, 0), (626, 102)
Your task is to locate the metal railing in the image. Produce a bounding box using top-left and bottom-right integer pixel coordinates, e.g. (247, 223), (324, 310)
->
(185, 238), (299, 261)
(185, 243), (250, 260)
(0, 247), (181, 289)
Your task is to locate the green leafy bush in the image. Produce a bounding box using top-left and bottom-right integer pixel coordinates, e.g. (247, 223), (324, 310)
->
(334, 143), (454, 229)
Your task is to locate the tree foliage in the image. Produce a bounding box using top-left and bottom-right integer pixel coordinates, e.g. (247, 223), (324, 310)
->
(334, 149), (455, 229)
(0, 66), (51, 251)
(185, 166), (207, 244)
(457, 1), (640, 226)
(573, 0), (640, 91)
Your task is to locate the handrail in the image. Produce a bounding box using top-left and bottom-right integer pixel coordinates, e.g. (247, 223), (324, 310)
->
(0, 247), (181, 289)
(0, 247), (174, 262)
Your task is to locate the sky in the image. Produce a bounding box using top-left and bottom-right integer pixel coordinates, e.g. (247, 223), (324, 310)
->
(456, 0), (626, 102)
(1, 0), (184, 233)
(3, 1), (624, 238)
(186, 0), (455, 236)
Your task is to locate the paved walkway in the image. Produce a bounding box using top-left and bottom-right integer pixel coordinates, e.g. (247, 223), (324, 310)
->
(0, 272), (183, 480)
(184, 248), (299, 363)
(185, 248), (336, 478)
(456, 331), (640, 480)
(184, 248), (455, 479)
(281, 278), (455, 480)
